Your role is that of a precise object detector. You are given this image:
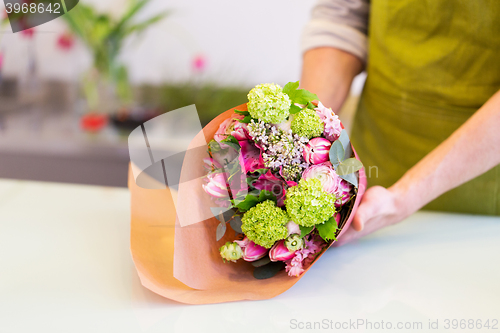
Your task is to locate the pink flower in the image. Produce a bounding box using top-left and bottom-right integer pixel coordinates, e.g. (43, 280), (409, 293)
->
(228, 171), (248, 198)
(192, 54), (207, 72)
(286, 263), (305, 277)
(287, 251), (308, 276)
(335, 179), (353, 208)
(245, 241), (268, 261)
(253, 170), (290, 207)
(269, 240), (296, 262)
(232, 121), (250, 141)
(303, 138), (331, 164)
(214, 114), (244, 142)
(315, 102), (343, 142)
(302, 233), (328, 266)
(302, 162), (342, 194)
(235, 237), (268, 262)
(286, 221), (300, 236)
(57, 33), (75, 50)
(203, 157), (221, 172)
(277, 118), (292, 132)
(285, 232), (328, 276)
(202, 173), (228, 198)
(21, 28), (35, 38)
(239, 140), (264, 173)
(303, 234), (322, 256)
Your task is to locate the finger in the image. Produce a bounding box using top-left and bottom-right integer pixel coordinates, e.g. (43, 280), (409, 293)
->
(352, 209), (365, 231)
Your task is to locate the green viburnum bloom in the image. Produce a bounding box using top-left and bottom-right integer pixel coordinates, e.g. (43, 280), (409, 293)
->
(247, 83), (292, 124)
(241, 200), (289, 248)
(219, 242), (243, 262)
(290, 108), (324, 139)
(285, 178), (336, 227)
(285, 234), (304, 251)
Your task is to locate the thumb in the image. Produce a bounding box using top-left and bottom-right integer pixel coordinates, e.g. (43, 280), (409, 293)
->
(352, 197), (378, 231)
(352, 207), (366, 231)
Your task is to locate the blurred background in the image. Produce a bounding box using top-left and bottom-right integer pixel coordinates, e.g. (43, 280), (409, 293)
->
(0, 0), (364, 187)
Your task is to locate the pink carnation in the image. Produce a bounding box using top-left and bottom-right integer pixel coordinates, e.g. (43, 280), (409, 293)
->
(315, 102), (342, 142)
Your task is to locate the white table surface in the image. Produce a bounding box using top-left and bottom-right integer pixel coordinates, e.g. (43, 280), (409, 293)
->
(1, 178), (499, 333)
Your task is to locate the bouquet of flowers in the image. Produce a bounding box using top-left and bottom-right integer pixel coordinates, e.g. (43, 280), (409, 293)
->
(203, 82), (364, 279)
(128, 81), (366, 304)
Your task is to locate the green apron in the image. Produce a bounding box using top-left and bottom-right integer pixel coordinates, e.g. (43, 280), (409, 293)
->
(351, 0), (500, 215)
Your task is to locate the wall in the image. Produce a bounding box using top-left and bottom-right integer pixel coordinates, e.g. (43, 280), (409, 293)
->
(0, 0), (319, 87)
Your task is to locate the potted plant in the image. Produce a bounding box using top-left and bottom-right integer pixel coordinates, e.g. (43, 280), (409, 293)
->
(63, 0), (169, 131)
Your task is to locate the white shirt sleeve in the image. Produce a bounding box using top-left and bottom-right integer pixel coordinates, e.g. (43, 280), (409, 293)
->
(301, 0), (370, 63)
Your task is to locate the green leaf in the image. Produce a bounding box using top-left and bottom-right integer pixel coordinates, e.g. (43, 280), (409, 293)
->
(337, 129), (353, 160)
(282, 81), (318, 105)
(289, 104), (302, 114)
(229, 215), (243, 234)
(337, 158), (363, 176)
(299, 225), (314, 238)
(253, 261), (285, 279)
(282, 81), (299, 96)
(338, 129), (349, 151)
(339, 173), (359, 188)
(216, 220), (227, 241)
(316, 216), (339, 241)
(252, 168), (269, 175)
(293, 90), (319, 105)
(123, 11), (170, 36)
(210, 207), (235, 222)
(234, 190), (277, 212)
(221, 135), (240, 146)
(234, 110), (250, 116)
(251, 256), (271, 267)
(239, 115), (252, 123)
(329, 140), (345, 168)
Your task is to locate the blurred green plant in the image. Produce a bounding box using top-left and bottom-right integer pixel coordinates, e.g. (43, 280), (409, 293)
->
(136, 83), (251, 126)
(63, 0), (169, 111)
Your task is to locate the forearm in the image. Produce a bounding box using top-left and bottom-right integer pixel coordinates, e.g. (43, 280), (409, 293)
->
(391, 90), (500, 216)
(300, 47), (363, 113)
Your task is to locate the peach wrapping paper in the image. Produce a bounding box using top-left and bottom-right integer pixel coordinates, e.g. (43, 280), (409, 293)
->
(129, 104), (367, 304)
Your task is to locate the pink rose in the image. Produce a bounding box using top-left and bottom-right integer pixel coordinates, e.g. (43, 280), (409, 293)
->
(315, 102), (342, 142)
(302, 162), (342, 194)
(303, 138), (331, 164)
(214, 114), (244, 142)
(269, 240), (296, 262)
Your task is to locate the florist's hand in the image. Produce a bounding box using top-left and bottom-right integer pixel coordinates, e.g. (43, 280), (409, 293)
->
(334, 186), (408, 247)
